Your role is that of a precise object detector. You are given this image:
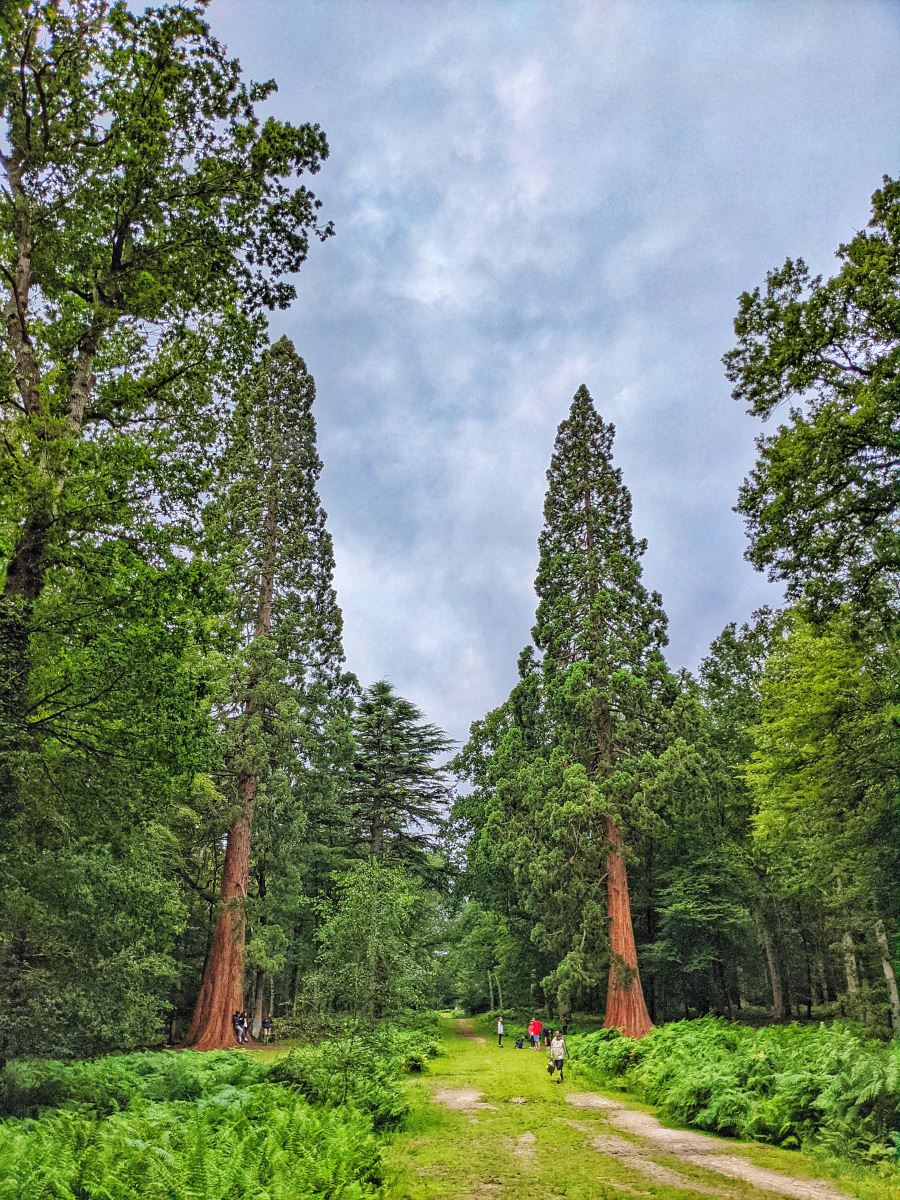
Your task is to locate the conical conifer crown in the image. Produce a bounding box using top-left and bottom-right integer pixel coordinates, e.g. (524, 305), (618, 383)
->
(531, 384), (670, 768)
(533, 384), (668, 669)
(221, 335), (345, 687)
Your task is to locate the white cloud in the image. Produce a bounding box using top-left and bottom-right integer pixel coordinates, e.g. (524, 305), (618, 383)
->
(214, 0), (899, 742)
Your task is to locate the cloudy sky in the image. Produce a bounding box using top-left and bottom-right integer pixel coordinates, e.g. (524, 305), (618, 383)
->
(213, 0), (899, 746)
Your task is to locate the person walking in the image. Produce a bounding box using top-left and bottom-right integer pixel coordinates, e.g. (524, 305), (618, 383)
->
(497, 1016), (504, 1047)
(527, 1017), (540, 1049)
(549, 1029), (568, 1083)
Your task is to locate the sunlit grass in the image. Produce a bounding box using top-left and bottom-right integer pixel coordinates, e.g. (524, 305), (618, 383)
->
(383, 1016), (897, 1200)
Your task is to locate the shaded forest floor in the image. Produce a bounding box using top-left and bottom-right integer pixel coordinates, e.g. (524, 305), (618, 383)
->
(380, 1018), (888, 1200)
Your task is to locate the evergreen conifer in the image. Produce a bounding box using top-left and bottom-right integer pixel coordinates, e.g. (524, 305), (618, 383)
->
(186, 337), (347, 1048)
(349, 681), (452, 884)
(530, 385), (674, 1037)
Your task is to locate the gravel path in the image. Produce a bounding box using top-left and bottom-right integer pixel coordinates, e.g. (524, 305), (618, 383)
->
(566, 1093), (851, 1199)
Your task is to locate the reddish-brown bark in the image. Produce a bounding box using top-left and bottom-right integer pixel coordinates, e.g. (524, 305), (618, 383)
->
(184, 773), (257, 1049)
(602, 815), (653, 1039)
(185, 470), (279, 1050)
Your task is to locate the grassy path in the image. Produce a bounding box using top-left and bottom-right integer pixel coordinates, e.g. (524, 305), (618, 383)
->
(383, 1018), (882, 1200)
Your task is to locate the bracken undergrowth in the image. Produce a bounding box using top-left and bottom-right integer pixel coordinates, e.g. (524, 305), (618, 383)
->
(573, 1017), (900, 1164)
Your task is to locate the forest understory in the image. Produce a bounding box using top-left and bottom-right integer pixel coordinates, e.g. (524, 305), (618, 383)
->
(0, 3), (897, 1197)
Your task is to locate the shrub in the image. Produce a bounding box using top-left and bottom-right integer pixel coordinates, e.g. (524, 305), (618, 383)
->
(0, 1050), (267, 1119)
(572, 1017), (900, 1162)
(388, 1028), (441, 1072)
(268, 1036), (409, 1130)
(0, 1084), (382, 1199)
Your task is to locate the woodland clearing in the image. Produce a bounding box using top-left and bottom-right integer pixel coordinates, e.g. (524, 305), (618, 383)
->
(383, 1019), (893, 1200)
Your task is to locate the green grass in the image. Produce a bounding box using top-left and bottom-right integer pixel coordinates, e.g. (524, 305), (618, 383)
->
(382, 1016), (897, 1199)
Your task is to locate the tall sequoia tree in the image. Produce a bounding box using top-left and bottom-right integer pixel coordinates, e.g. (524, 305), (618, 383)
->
(531, 385), (673, 1037)
(185, 337), (345, 1049)
(0, 0), (331, 791)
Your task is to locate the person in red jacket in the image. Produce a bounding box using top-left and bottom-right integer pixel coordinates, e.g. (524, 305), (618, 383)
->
(527, 1017), (542, 1049)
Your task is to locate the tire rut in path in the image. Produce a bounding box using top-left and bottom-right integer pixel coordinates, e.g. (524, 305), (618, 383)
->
(566, 1092), (851, 1200)
(456, 1018), (487, 1045)
(563, 1117), (727, 1195)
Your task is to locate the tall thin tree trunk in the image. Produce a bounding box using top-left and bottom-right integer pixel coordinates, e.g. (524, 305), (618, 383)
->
(799, 926), (815, 1017)
(487, 971), (495, 1011)
(252, 968), (266, 1039)
(494, 969), (504, 1012)
(602, 815), (653, 1038)
(874, 919), (900, 1034)
(817, 955), (831, 1005)
(645, 844), (657, 1022)
(774, 902), (792, 1017)
(760, 914), (785, 1019)
(0, 602), (30, 813)
(841, 931), (860, 996)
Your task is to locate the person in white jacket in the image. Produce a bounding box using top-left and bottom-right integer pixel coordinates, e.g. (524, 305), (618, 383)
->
(549, 1031), (567, 1082)
(497, 1016), (504, 1047)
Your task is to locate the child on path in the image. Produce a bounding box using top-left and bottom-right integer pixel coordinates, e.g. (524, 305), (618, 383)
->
(549, 1030), (567, 1083)
(497, 1016), (504, 1047)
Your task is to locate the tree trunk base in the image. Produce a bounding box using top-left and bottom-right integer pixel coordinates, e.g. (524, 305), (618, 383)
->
(603, 816), (654, 1040)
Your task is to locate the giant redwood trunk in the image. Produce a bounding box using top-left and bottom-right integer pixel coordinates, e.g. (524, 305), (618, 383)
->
(184, 772), (258, 1049)
(185, 470), (279, 1049)
(602, 815), (653, 1038)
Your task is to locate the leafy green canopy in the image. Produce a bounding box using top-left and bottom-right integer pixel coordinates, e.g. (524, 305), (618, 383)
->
(443, 900), (515, 1014)
(1, 0), (333, 594)
(748, 612), (899, 956)
(314, 861), (440, 1021)
(207, 335), (349, 817)
(0, 548), (222, 1058)
(724, 176), (900, 622)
